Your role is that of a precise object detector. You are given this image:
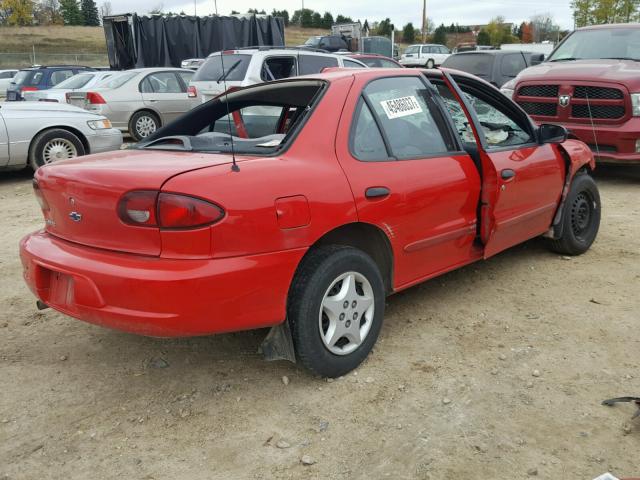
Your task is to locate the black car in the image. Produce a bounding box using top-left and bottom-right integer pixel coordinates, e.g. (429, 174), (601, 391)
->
(441, 51), (544, 88)
(300, 35), (349, 53)
(6, 65), (96, 101)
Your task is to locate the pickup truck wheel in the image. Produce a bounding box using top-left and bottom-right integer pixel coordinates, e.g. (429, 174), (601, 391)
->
(426, 59), (435, 69)
(547, 173), (600, 255)
(288, 246), (385, 378)
(29, 128), (85, 170)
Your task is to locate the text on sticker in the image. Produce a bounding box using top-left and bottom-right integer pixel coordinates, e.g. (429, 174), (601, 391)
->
(380, 96), (423, 119)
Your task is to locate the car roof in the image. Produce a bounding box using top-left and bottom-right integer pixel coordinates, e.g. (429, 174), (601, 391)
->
(206, 48), (343, 58)
(450, 50), (530, 56)
(408, 44), (445, 47)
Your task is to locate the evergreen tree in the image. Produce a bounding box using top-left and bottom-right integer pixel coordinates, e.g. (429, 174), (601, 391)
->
(311, 11), (321, 27)
(59, 0), (83, 24)
(81, 0), (98, 25)
(432, 24), (447, 45)
(402, 22), (416, 43)
(321, 11), (333, 29)
(376, 17), (393, 36)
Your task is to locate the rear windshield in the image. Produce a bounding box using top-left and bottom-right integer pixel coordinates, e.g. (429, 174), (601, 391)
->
(12, 70), (43, 86)
(137, 80), (326, 155)
(442, 54), (493, 78)
(304, 37), (322, 47)
(54, 73), (93, 89)
(192, 54), (251, 82)
(96, 71), (137, 89)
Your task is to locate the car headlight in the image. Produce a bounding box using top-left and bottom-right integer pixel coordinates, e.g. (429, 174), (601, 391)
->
(87, 119), (112, 130)
(631, 93), (640, 116)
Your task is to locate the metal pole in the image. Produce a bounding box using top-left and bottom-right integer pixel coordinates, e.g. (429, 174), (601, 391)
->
(391, 28), (394, 58)
(421, 0), (426, 43)
(194, 0), (196, 16)
(32, 45), (36, 66)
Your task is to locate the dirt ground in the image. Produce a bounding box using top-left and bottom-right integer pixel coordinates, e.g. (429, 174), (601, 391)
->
(0, 166), (638, 480)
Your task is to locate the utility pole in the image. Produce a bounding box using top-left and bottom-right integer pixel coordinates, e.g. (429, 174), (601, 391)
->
(421, 0), (427, 42)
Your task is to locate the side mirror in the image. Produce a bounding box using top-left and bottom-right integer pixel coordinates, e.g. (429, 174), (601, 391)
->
(530, 53), (545, 65)
(538, 123), (568, 144)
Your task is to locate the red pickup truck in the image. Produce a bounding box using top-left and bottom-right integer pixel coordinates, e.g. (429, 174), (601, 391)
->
(502, 24), (640, 165)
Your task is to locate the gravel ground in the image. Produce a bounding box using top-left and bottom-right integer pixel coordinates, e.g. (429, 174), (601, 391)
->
(0, 165), (638, 479)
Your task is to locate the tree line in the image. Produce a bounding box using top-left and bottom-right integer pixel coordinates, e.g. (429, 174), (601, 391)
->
(572, 0), (640, 27)
(0, 0), (101, 26)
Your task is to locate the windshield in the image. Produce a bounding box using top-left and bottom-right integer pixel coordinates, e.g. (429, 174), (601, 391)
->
(304, 37), (321, 47)
(548, 27), (640, 62)
(53, 73), (93, 89)
(442, 53), (492, 77)
(192, 54), (251, 82)
(96, 71), (136, 89)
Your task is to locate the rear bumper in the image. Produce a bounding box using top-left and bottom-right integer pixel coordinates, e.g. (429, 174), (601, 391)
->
(87, 128), (123, 154)
(20, 230), (306, 337)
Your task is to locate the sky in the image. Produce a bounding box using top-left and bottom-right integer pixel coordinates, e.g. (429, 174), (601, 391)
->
(105, 0), (575, 30)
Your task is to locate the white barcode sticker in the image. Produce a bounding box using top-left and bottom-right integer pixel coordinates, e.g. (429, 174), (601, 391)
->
(380, 96), (423, 119)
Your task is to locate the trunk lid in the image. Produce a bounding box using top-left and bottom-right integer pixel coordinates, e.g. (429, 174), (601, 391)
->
(35, 149), (231, 256)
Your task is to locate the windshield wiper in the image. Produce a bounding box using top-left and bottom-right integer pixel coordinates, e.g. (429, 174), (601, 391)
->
(216, 60), (241, 83)
(548, 57), (579, 62)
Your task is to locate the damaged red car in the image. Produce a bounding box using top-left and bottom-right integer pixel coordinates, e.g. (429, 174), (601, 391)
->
(20, 68), (600, 377)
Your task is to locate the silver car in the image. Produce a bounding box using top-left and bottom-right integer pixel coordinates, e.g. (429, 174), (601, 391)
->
(23, 71), (117, 103)
(0, 102), (123, 171)
(66, 68), (198, 141)
(0, 69), (18, 98)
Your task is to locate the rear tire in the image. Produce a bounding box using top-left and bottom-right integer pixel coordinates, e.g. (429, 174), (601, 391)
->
(29, 128), (85, 170)
(546, 173), (600, 255)
(288, 246), (385, 378)
(426, 59), (435, 69)
(129, 110), (160, 142)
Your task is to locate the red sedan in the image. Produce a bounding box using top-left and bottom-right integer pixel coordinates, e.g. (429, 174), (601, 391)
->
(20, 68), (600, 377)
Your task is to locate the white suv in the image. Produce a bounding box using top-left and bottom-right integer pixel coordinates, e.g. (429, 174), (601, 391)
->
(400, 44), (451, 68)
(188, 47), (367, 103)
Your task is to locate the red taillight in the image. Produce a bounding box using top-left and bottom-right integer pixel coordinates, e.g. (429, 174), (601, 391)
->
(117, 191), (158, 226)
(21, 86), (37, 93)
(32, 179), (50, 212)
(187, 85), (197, 98)
(86, 92), (106, 104)
(117, 191), (224, 229)
(158, 193), (224, 229)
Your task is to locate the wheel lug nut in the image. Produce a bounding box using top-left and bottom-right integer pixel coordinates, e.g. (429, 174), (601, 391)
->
(339, 313), (345, 321)
(343, 301), (349, 309)
(351, 300), (357, 308)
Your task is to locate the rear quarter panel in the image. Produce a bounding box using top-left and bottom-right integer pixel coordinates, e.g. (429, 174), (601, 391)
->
(162, 76), (359, 259)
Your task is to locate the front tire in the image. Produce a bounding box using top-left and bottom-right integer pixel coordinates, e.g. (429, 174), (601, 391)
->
(546, 173), (601, 255)
(129, 110), (160, 141)
(288, 246), (385, 378)
(29, 128), (85, 170)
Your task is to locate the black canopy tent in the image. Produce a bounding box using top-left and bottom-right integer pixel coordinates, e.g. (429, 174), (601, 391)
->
(103, 13), (285, 70)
